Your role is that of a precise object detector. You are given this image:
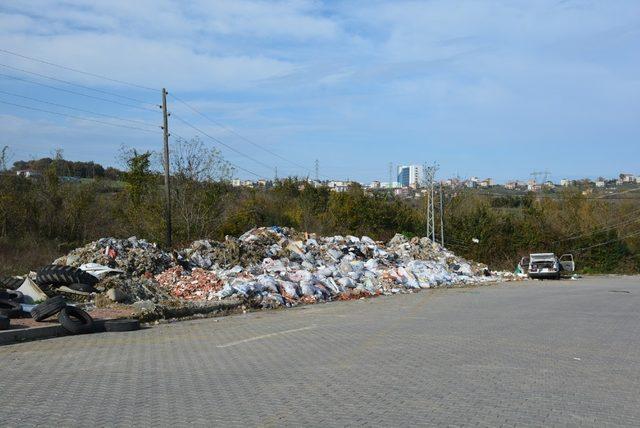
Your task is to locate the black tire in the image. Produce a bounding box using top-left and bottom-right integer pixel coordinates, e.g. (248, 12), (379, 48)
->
(36, 265), (98, 287)
(0, 299), (22, 318)
(0, 315), (9, 330)
(31, 295), (66, 322)
(0, 276), (24, 290)
(58, 306), (94, 334)
(104, 318), (140, 332)
(0, 290), (23, 303)
(65, 283), (97, 293)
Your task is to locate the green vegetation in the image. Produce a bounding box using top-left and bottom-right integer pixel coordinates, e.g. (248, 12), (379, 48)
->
(1, 143), (638, 276)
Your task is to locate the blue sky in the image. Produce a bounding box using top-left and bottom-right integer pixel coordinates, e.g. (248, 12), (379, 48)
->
(0, 0), (638, 183)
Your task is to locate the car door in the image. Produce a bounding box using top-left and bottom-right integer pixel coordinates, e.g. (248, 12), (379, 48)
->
(559, 254), (575, 272)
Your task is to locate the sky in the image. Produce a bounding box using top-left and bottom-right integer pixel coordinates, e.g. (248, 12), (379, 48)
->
(0, 0), (638, 183)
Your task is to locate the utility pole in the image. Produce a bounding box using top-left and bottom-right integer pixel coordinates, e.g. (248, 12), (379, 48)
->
(439, 183), (444, 246)
(274, 166), (278, 181)
(161, 88), (172, 248)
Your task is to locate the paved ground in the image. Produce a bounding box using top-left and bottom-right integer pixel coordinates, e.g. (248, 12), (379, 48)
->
(1, 276), (639, 427)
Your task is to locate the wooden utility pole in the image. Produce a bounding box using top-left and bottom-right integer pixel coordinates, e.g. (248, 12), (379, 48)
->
(161, 88), (172, 248)
(439, 183), (445, 246)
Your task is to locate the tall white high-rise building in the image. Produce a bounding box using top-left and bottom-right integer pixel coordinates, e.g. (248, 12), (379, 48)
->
(397, 165), (424, 187)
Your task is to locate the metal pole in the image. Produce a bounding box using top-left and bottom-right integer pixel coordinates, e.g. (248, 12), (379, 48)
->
(439, 183), (444, 246)
(430, 181), (435, 242)
(161, 88), (172, 248)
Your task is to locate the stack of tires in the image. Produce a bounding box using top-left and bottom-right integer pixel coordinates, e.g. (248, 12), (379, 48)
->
(35, 264), (98, 297)
(31, 296), (95, 335)
(0, 289), (23, 330)
(0, 276), (24, 291)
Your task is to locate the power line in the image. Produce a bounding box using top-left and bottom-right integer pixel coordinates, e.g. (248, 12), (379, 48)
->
(459, 190), (640, 201)
(0, 47), (158, 92)
(552, 207), (640, 244)
(171, 113), (275, 173)
(0, 89), (159, 130)
(0, 99), (160, 134)
(169, 92), (322, 178)
(0, 72), (159, 113)
(595, 187), (640, 198)
(572, 229), (640, 253)
(0, 62), (154, 105)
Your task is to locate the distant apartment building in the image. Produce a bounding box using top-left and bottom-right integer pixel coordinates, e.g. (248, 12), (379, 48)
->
(370, 180), (381, 189)
(397, 165), (424, 188)
(595, 179), (606, 188)
(619, 173), (637, 183)
(328, 180), (354, 192)
(478, 178), (494, 188)
(560, 179), (571, 187)
(464, 176), (480, 188)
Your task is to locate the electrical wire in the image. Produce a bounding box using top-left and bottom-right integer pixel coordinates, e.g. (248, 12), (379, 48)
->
(0, 62), (155, 105)
(171, 113), (275, 173)
(595, 186), (640, 198)
(0, 99), (160, 134)
(0, 89), (159, 130)
(458, 190), (640, 201)
(169, 92), (324, 178)
(0, 72), (159, 113)
(571, 229), (640, 253)
(551, 207), (640, 244)
(0, 47), (158, 92)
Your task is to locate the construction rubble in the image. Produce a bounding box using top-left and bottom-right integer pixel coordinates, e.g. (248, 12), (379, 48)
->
(25, 227), (512, 311)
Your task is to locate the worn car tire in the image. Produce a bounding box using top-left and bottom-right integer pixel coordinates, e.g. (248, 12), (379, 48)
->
(0, 276), (24, 290)
(30, 295), (66, 322)
(0, 299), (22, 318)
(58, 306), (94, 334)
(0, 315), (9, 330)
(36, 265), (98, 287)
(0, 290), (23, 303)
(104, 318), (140, 332)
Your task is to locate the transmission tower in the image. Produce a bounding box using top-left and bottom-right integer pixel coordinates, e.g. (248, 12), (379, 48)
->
(423, 163), (439, 242)
(388, 162), (393, 189)
(530, 170), (551, 183)
(314, 159), (319, 182)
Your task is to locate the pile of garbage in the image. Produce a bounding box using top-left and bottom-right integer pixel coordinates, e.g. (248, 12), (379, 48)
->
(154, 227), (511, 308)
(54, 237), (173, 277)
(6, 227), (514, 312)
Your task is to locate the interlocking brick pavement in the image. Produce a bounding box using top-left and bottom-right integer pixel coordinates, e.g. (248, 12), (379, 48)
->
(0, 276), (639, 427)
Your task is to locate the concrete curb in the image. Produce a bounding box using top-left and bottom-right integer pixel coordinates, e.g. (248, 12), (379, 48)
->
(0, 319), (108, 346)
(0, 301), (244, 346)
